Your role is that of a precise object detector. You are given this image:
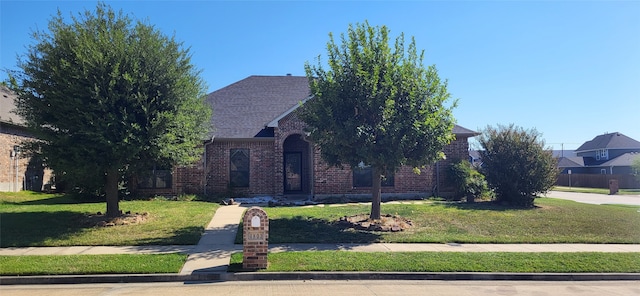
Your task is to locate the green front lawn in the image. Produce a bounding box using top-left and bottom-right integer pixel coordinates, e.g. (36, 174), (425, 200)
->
(230, 251), (640, 273)
(0, 254), (187, 276)
(0, 191), (218, 247)
(237, 198), (640, 244)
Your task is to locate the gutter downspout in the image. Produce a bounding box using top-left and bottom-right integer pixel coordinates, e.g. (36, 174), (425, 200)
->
(203, 136), (214, 196)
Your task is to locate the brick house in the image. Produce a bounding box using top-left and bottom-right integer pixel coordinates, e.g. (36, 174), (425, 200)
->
(0, 86), (52, 192)
(135, 75), (478, 199)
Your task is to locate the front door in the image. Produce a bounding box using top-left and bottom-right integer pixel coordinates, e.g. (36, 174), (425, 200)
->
(284, 152), (302, 192)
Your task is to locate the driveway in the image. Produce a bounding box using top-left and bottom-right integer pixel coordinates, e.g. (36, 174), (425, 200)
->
(544, 191), (640, 206)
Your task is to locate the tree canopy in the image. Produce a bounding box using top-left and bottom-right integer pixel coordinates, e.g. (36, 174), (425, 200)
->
(300, 22), (457, 219)
(9, 2), (211, 217)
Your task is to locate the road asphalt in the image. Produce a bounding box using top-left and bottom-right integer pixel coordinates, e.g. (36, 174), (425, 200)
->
(1, 191), (639, 285)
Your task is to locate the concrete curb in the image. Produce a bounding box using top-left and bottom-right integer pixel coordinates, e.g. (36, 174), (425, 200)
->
(2, 272), (640, 285)
(223, 272), (640, 282)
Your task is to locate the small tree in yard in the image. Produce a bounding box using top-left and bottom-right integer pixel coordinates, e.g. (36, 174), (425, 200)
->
(300, 22), (457, 219)
(478, 124), (558, 207)
(9, 3), (211, 217)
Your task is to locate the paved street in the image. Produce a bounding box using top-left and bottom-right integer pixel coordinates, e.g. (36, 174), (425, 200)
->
(2, 280), (639, 296)
(545, 191), (640, 206)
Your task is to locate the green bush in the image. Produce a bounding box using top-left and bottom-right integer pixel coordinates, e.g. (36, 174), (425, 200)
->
(478, 124), (559, 207)
(448, 159), (488, 202)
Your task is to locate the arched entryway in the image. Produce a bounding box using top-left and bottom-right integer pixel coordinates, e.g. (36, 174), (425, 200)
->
(282, 134), (311, 195)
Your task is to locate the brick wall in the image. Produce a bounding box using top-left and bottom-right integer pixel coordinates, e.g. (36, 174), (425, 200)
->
(175, 159), (204, 195)
(167, 115), (472, 198)
(0, 123), (53, 192)
(437, 136), (471, 193)
(274, 112), (312, 196)
(312, 150), (437, 196)
(205, 139), (276, 196)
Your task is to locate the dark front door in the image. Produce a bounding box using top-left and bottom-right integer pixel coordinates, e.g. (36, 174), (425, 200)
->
(284, 152), (302, 192)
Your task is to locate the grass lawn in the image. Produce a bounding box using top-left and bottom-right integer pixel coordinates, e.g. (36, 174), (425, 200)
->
(0, 254), (186, 276)
(553, 186), (640, 195)
(0, 191), (218, 247)
(229, 251), (640, 273)
(237, 198), (640, 244)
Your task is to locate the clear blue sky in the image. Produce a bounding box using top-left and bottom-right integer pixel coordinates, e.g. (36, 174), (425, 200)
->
(2, 1), (639, 151)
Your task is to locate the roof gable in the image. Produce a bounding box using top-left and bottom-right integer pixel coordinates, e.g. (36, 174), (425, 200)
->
(206, 75), (310, 139)
(576, 132), (640, 152)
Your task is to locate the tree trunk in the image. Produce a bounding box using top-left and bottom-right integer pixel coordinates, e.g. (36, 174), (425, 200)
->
(370, 168), (382, 220)
(105, 168), (120, 218)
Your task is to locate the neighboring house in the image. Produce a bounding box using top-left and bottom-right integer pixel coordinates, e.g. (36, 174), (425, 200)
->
(134, 75), (479, 198)
(0, 86), (52, 192)
(468, 150), (482, 167)
(559, 132), (640, 175)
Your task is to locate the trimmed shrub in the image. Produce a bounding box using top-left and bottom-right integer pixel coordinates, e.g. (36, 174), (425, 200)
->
(448, 159), (488, 203)
(478, 124), (559, 207)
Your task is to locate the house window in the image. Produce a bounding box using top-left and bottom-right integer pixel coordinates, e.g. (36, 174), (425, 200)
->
(230, 149), (250, 187)
(138, 166), (172, 189)
(596, 149), (608, 160)
(600, 169), (607, 175)
(352, 162), (394, 187)
(599, 149), (609, 160)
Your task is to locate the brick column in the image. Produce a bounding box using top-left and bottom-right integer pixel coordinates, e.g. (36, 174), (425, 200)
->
(242, 207), (269, 270)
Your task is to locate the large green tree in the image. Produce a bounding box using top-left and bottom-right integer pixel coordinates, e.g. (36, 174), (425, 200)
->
(10, 3), (211, 217)
(301, 22), (457, 219)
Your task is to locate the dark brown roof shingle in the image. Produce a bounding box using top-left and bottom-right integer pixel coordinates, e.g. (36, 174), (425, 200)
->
(206, 75), (477, 139)
(206, 75), (311, 139)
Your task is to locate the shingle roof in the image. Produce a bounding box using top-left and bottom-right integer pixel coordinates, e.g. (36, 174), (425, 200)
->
(599, 152), (640, 167)
(0, 86), (25, 126)
(575, 132), (640, 152)
(207, 75), (478, 139)
(206, 75), (311, 139)
(557, 156), (584, 168)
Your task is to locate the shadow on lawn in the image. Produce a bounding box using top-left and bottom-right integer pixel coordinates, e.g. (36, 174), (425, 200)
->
(7, 194), (105, 205)
(133, 226), (206, 245)
(0, 211), (87, 247)
(236, 216), (382, 244)
(442, 200), (539, 212)
(1, 211), (207, 247)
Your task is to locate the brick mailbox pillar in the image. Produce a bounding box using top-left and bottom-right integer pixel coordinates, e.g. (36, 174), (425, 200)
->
(609, 179), (619, 195)
(243, 207), (268, 270)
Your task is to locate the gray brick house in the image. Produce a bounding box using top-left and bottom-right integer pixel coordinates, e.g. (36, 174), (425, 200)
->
(135, 75), (478, 198)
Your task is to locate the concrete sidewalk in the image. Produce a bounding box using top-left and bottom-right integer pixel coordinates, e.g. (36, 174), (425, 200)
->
(179, 204), (245, 274)
(4, 242), (639, 257)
